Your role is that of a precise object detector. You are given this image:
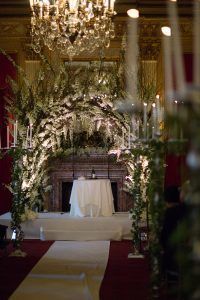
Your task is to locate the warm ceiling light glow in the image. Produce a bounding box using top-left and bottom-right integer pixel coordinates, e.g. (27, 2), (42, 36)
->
(127, 9), (139, 19)
(161, 26), (171, 37)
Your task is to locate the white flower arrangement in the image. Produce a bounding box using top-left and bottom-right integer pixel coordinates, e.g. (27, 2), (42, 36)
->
(21, 207), (38, 222)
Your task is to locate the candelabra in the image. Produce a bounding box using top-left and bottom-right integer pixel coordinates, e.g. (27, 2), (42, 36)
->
(0, 122), (33, 152)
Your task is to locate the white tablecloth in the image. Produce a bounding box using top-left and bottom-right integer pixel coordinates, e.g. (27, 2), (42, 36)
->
(70, 179), (115, 217)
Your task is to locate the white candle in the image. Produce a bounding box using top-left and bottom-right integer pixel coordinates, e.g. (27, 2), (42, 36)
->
(161, 26), (173, 111)
(194, 0), (200, 87)
(143, 102), (147, 139)
(152, 126), (155, 139)
(13, 120), (18, 147)
(168, 0), (186, 96)
(26, 126), (29, 149)
(110, 0), (115, 11)
(15, 120), (18, 146)
(152, 103), (157, 132)
(39, 2), (43, 19)
(126, 9), (139, 106)
(156, 94), (160, 121)
(30, 124), (33, 148)
(147, 123), (149, 140)
(13, 123), (16, 147)
(7, 126), (9, 148)
(174, 100), (178, 139)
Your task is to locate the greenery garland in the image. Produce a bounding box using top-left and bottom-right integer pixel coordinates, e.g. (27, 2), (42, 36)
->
(122, 144), (151, 251)
(0, 49), (131, 243)
(0, 48), (178, 294)
(165, 100), (200, 299)
(115, 140), (165, 297)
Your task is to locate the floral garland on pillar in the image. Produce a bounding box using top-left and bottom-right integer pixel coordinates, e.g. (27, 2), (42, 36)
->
(122, 145), (151, 252)
(119, 140), (165, 297)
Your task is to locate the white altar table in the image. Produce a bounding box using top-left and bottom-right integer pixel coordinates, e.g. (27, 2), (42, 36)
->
(69, 179), (115, 217)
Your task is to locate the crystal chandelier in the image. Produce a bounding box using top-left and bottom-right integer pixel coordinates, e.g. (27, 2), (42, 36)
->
(29, 0), (116, 59)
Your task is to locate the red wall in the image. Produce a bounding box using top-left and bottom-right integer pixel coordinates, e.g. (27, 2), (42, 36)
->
(0, 53), (17, 214)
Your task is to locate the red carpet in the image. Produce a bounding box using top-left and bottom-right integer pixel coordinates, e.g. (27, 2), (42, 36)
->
(0, 240), (53, 300)
(0, 240), (150, 300)
(100, 240), (150, 300)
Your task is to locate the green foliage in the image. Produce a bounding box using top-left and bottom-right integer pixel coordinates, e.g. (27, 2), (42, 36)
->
(0, 49), (131, 249)
(121, 140), (166, 297)
(168, 100), (200, 299)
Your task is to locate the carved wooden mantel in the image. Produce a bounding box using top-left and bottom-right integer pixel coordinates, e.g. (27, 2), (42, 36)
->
(48, 153), (132, 212)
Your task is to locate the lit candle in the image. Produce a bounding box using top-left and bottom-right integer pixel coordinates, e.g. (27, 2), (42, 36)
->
(39, 1), (43, 19)
(168, 0), (186, 96)
(152, 102), (157, 133)
(143, 102), (147, 139)
(7, 126), (9, 149)
(156, 95), (160, 134)
(152, 126), (155, 139)
(126, 9), (139, 106)
(110, 0), (115, 11)
(30, 124), (33, 148)
(147, 123), (149, 140)
(156, 94), (160, 119)
(194, 0), (200, 87)
(174, 100), (178, 113)
(174, 100), (178, 139)
(161, 26), (173, 111)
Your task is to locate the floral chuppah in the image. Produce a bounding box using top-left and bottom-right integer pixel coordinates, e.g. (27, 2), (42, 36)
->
(0, 49), (166, 295)
(1, 52), (130, 245)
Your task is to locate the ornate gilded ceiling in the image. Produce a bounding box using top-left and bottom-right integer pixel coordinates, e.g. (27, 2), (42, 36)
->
(0, 0), (194, 18)
(0, 0), (193, 61)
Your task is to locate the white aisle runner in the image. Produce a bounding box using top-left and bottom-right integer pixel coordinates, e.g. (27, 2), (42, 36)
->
(10, 241), (110, 300)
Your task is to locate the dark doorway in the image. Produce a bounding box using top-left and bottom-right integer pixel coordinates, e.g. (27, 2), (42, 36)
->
(62, 181), (118, 213)
(62, 182), (73, 212)
(111, 182), (118, 212)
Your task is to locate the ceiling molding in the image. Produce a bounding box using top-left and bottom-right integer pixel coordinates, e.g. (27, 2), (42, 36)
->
(0, 0), (194, 18)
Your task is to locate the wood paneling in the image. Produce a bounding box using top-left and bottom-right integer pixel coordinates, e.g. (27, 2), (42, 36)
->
(48, 154), (132, 212)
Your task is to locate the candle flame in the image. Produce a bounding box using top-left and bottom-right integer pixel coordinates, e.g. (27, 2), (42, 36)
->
(161, 26), (171, 37)
(127, 9), (139, 19)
